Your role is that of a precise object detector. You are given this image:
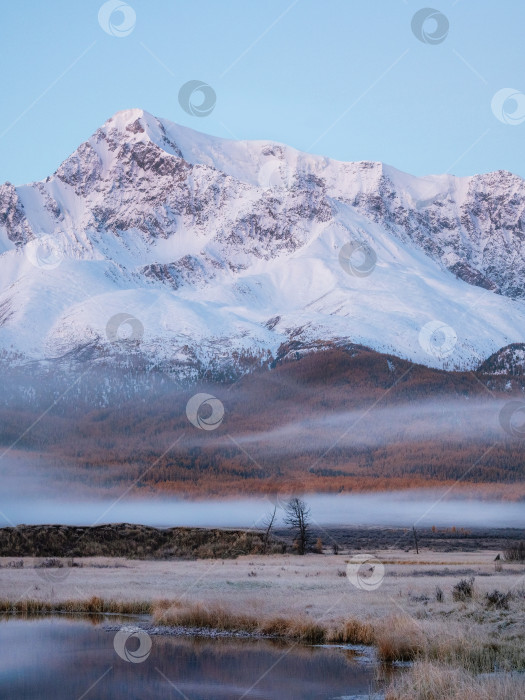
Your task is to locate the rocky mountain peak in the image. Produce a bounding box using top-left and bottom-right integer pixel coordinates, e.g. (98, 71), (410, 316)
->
(0, 109), (525, 376)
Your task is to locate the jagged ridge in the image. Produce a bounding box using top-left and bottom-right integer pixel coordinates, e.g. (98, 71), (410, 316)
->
(1, 108), (525, 375)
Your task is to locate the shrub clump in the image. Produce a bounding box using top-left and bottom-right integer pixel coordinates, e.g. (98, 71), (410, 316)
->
(36, 558), (64, 568)
(485, 590), (511, 610)
(452, 577), (475, 602)
(504, 542), (525, 562)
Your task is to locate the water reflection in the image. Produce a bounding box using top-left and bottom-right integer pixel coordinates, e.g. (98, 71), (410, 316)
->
(0, 617), (380, 699)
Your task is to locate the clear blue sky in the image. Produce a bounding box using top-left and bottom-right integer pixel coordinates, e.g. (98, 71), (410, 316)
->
(1, 0), (524, 185)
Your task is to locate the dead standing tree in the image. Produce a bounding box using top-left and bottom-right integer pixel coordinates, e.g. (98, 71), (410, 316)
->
(412, 526), (419, 554)
(284, 497), (311, 555)
(261, 506), (277, 554)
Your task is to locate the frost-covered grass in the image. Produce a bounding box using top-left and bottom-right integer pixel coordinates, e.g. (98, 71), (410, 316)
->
(385, 662), (525, 700)
(1, 549), (524, 697)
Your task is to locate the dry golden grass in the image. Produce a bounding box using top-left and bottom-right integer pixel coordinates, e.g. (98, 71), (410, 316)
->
(327, 618), (375, 645)
(374, 615), (426, 662)
(379, 559), (483, 566)
(373, 613), (525, 674)
(386, 661), (525, 700)
(0, 596), (151, 615)
(0, 595), (371, 645)
(153, 600), (382, 645)
(1, 547), (523, 700)
(1, 590), (524, 698)
(1, 593), (523, 676)
(1, 540), (523, 700)
(152, 600), (327, 643)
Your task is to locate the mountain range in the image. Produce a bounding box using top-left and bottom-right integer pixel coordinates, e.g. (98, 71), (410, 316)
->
(1, 107), (525, 382)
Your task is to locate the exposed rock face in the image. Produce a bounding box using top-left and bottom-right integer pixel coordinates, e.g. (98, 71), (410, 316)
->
(0, 107), (525, 375)
(0, 182), (33, 245)
(343, 166), (525, 299)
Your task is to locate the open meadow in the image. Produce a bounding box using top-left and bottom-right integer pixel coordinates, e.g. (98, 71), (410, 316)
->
(1, 533), (524, 699)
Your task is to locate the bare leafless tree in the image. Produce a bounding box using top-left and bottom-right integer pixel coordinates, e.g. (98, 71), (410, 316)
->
(284, 497), (311, 555)
(412, 525), (419, 554)
(261, 506), (277, 553)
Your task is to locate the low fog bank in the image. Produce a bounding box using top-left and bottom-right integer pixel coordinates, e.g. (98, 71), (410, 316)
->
(190, 398), (521, 454)
(1, 491), (523, 529)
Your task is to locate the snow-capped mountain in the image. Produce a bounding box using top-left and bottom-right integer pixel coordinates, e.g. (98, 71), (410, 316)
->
(1, 107), (525, 377)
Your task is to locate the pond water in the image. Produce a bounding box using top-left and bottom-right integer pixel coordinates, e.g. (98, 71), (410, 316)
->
(0, 617), (382, 700)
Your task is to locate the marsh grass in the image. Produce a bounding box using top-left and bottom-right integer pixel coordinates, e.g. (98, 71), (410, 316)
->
(372, 612), (525, 674)
(0, 596), (365, 644)
(374, 615), (425, 662)
(1, 593), (524, 679)
(386, 661), (525, 700)
(327, 618), (375, 645)
(152, 600), (327, 643)
(0, 596), (151, 615)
